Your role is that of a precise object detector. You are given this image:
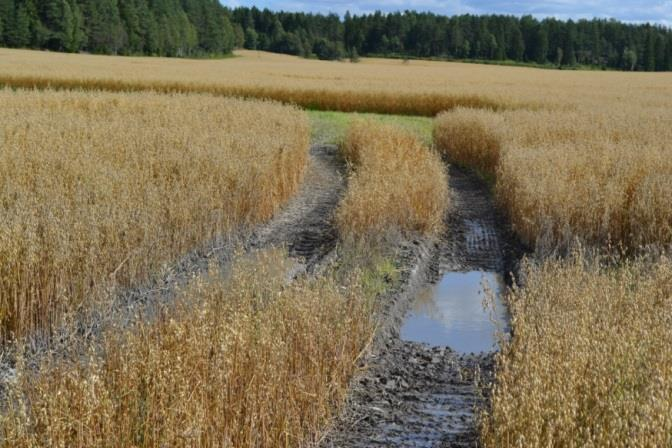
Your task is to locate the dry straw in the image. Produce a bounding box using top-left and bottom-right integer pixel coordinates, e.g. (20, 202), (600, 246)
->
(433, 107), (504, 177)
(434, 106), (672, 250)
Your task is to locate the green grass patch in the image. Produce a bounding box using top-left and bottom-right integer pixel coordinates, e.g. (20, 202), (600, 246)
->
(309, 110), (433, 146)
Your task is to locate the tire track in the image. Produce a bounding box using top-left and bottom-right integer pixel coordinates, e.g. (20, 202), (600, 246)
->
(250, 145), (345, 268)
(322, 165), (522, 448)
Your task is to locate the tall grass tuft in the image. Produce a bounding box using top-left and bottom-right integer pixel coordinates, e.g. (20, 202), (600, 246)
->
(337, 121), (449, 238)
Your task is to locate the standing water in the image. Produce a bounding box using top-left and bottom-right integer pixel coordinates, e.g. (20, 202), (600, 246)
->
(400, 272), (508, 353)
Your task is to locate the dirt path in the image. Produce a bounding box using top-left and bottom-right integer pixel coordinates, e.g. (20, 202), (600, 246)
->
(321, 165), (521, 448)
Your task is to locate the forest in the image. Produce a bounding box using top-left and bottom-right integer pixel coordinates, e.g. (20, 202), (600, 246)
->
(1, 1), (671, 71)
(0, 0), (236, 56)
(234, 8), (672, 71)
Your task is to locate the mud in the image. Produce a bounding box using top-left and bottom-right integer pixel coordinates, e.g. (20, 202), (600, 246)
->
(320, 165), (523, 447)
(250, 145), (345, 269)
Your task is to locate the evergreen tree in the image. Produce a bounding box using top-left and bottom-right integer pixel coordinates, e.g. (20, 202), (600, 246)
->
(6, 2), (31, 47)
(137, 0), (158, 54)
(534, 25), (549, 63)
(233, 23), (244, 48)
(0, 0), (11, 44)
(509, 25), (525, 61)
(244, 27), (258, 49)
(119, 0), (143, 54)
(562, 20), (577, 65)
(644, 29), (656, 71)
(654, 32), (666, 71)
(665, 36), (672, 71)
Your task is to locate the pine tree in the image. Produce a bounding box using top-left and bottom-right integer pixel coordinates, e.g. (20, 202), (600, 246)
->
(6, 2), (31, 47)
(534, 25), (549, 63)
(644, 29), (656, 71)
(136, 0), (158, 54)
(61, 0), (75, 50)
(655, 33), (666, 71)
(665, 36), (672, 71)
(85, 0), (125, 54)
(119, 0), (143, 54)
(509, 25), (525, 61)
(244, 27), (258, 49)
(562, 20), (577, 66)
(0, 0), (12, 45)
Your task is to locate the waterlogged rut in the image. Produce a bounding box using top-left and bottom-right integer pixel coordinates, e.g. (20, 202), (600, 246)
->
(323, 165), (521, 448)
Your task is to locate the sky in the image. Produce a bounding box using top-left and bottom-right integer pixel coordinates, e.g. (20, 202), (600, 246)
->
(220, 0), (672, 26)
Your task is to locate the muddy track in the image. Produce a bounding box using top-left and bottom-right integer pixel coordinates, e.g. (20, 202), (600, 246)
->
(0, 145), (345, 382)
(321, 165), (523, 448)
(250, 145), (345, 269)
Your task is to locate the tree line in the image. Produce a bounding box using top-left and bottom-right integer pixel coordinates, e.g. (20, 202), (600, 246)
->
(0, 0), (236, 56)
(1, 2), (671, 71)
(232, 8), (672, 71)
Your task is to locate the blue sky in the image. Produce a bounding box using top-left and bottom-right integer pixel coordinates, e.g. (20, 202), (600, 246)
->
(220, 0), (672, 26)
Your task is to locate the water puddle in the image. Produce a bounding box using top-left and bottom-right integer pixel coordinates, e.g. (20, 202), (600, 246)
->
(400, 272), (508, 353)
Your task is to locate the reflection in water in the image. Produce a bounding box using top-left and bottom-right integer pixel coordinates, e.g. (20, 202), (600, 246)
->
(400, 272), (508, 353)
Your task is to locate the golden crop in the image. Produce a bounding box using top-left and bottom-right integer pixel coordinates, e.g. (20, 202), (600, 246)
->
(481, 253), (672, 447)
(433, 108), (504, 177)
(1, 48), (671, 116)
(1, 250), (374, 447)
(1, 48), (671, 448)
(435, 104), (672, 250)
(337, 121), (448, 237)
(0, 89), (309, 341)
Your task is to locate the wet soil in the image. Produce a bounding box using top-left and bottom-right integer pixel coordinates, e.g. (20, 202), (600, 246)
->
(250, 145), (345, 269)
(320, 165), (523, 447)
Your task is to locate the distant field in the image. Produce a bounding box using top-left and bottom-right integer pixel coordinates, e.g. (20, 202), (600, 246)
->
(2, 48), (672, 115)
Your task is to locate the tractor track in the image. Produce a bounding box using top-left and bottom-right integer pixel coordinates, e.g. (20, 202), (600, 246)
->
(320, 165), (523, 448)
(2, 145), (525, 448)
